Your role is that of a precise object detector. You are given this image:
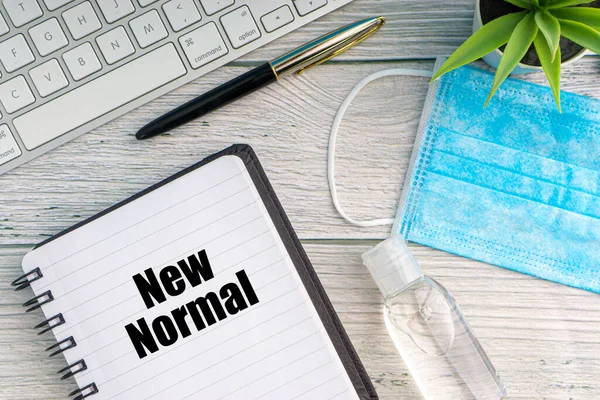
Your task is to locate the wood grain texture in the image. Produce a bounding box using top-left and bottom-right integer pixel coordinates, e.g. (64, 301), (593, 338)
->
(2, 0), (600, 398)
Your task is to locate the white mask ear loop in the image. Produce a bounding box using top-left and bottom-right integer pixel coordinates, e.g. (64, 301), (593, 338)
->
(327, 68), (434, 227)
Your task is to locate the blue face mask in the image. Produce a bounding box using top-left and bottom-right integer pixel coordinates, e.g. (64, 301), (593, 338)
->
(328, 62), (600, 294)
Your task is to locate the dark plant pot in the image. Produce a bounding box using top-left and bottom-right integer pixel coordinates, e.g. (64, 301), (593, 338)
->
(474, 0), (600, 73)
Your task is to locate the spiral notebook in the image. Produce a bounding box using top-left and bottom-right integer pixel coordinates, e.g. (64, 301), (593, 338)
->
(13, 145), (377, 400)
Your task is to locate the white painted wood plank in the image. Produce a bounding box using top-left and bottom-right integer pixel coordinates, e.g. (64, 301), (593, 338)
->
(237, 0), (476, 61)
(2, 243), (599, 399)
(2, 59), (600, 243)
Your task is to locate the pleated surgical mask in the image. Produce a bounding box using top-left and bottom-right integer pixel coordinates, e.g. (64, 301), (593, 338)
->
(328, 61), (600, 294)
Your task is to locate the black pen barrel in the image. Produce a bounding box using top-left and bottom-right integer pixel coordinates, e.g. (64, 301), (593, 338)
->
(136, 62), (277, 140)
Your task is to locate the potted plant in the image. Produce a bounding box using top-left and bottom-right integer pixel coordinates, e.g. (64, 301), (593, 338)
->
(431, 0), (600, 110)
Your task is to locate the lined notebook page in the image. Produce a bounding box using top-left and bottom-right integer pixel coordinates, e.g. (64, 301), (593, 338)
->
(23, 156), (359, 400)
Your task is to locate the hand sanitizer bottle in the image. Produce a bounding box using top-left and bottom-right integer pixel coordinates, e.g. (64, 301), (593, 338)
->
(362, 235), (506, 400)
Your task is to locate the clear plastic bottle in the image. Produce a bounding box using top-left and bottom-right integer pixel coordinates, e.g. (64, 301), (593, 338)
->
(362, 236), (506, 400)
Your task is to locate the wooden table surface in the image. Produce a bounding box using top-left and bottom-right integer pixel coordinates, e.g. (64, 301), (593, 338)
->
(1, 1), (600, 399)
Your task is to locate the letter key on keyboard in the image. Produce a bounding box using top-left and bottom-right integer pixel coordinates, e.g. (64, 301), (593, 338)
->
(221, 6), (261, 49)
(0, 34), (35, 73)
(4, 0), (43, 27)
(62, 1), (102, 40)
(29, 59), (69, 97)
(97, 0), (135, 24)
(29, 18), (69, 57)
(96, 27), (135, 65)
(0, 76), (35, 113)
(62, 42), (101, 81)
(130, 10), (168, 48)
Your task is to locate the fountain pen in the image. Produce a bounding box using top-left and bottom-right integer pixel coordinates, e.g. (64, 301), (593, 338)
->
(135, 16), (386, 140)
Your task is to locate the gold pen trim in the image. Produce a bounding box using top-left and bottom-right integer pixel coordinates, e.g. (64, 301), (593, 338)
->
(269, 17), (386, 79)
(296, 17), (386, 75)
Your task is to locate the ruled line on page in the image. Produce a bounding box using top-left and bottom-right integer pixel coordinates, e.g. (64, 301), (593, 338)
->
(37, 171), (245, 273)
(37, 185), (253, 290)
(166, 329), (323, 400)
(205, 347), (330, 400)
(329, 389), (352, 400)
(52, 232), (279, 336)
(248, 358), (334, 400)
(290, 373), (344, 400)
(95, 294), (307, 388)
(75, 268), (297, 365)
(107, 315), (317, 399)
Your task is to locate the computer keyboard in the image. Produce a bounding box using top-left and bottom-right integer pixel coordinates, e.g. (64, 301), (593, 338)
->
(0, 0), (353, 175)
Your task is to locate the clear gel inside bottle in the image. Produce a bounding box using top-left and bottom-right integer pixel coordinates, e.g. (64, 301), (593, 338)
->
(362, 236), (507, 400)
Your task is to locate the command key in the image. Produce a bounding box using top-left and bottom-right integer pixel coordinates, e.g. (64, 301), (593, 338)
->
(0, 124), (22, 166)
(179, 22), (229, 69)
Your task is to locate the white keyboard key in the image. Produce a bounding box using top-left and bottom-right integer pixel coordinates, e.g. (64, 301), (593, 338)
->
(43, 0), (75, 11)
(98, 0), (135, 24)
(179, 22), (228, 69)
(29, 59), (68, 97)
(63, 42), (101, 80)
(220, 6), (261, 49)
(0, 14), (9, 36)
(137, 0), (158, 6)
(0, 75), (35, 113)
(293, 0), (327, 16)
(0, 125), (22, 166)
(14, 44), (186, 150)
(163, 0), (201, 32)
(96, 26), (134, 64)
(261, 5), (294, 33)
(199, 0), (234, 16)
(4, 0), (43, 27)
(29, 18), (69, 56)
(130, 10), (168, 48)
(63, 1), (102, 40)
(0, 34), (35, 72)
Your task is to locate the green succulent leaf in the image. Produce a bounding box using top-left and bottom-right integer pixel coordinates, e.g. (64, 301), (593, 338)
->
(535, 10), (561, 61)
(550, 7), (600, 30)
(534, 31), (561, 111)
(431, 11), (528, 81)
(533, 0), (541, 7)
(505, 0), (533, 9)
(547, 0), (595, 9)
(559, 18), (600, 54)
(485, 12), (539, 106)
